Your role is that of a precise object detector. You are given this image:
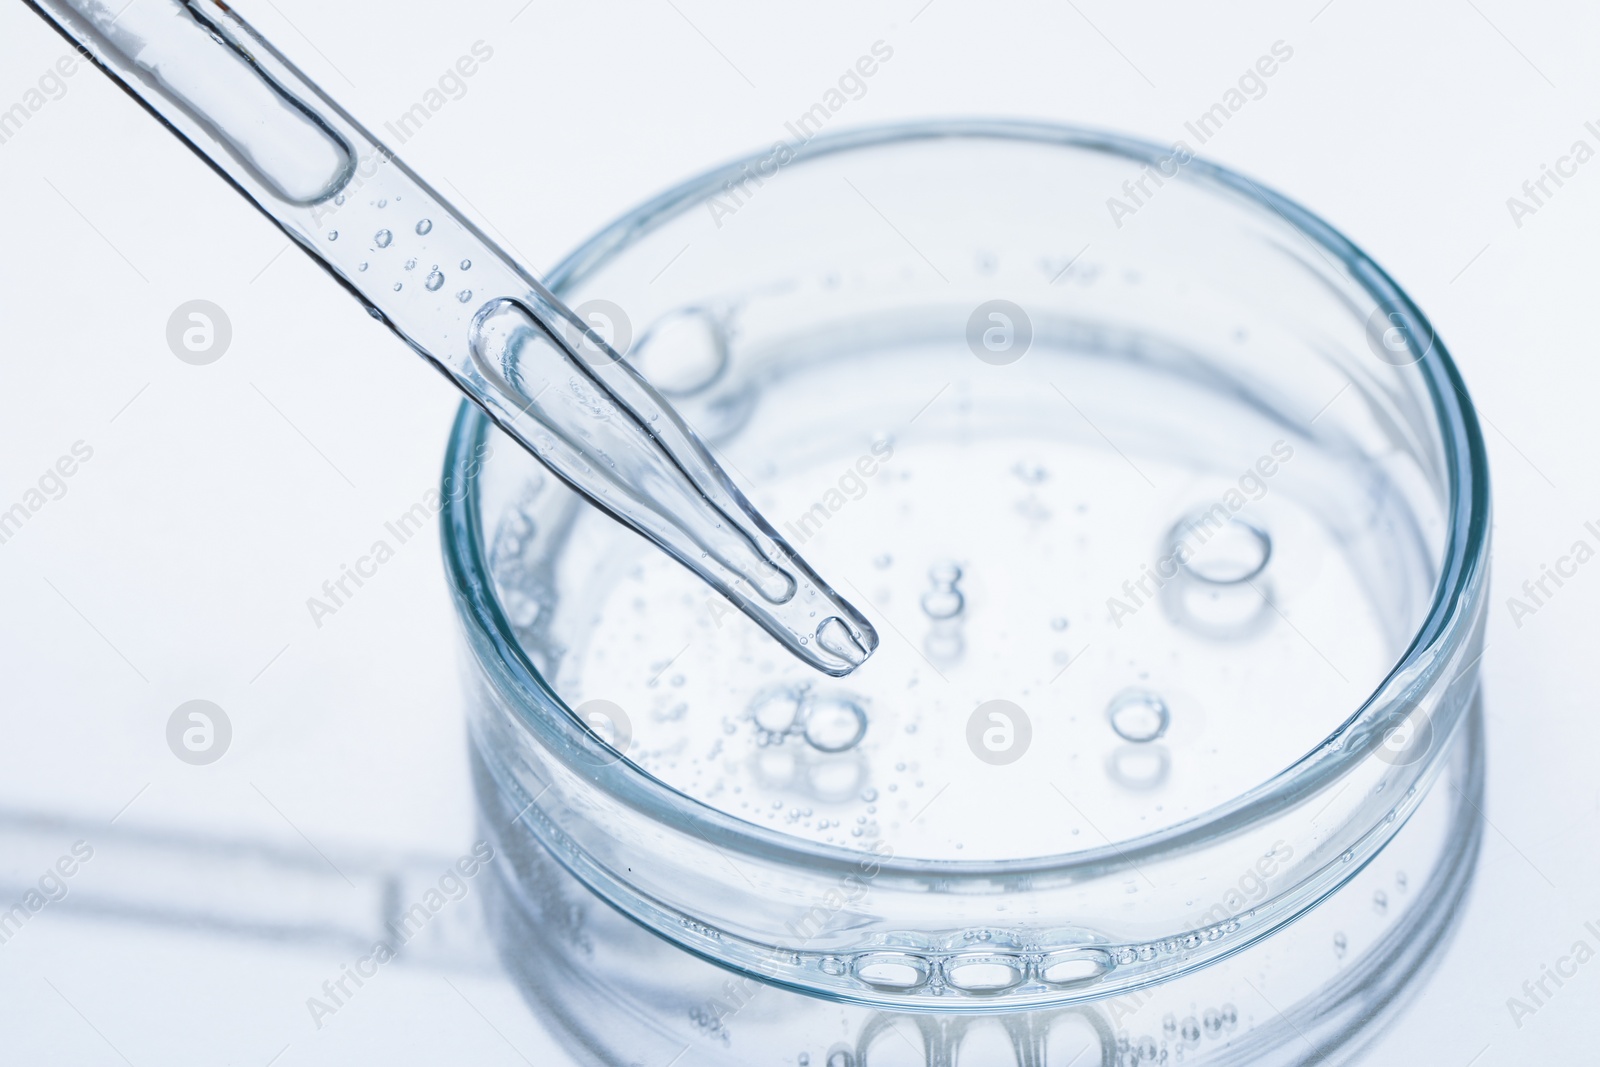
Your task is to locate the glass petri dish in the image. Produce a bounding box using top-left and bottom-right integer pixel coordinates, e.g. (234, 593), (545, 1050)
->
(443, 121), (1490, 1009)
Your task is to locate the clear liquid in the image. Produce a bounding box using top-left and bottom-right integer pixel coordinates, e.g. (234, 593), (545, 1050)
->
(490, 320), (1423, 860)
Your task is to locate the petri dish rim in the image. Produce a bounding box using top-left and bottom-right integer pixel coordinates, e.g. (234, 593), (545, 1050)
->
(440, 119), (1491, 883)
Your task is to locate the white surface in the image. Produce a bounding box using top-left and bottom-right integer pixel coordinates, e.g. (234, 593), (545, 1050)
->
(0, 0), (1595, 1063)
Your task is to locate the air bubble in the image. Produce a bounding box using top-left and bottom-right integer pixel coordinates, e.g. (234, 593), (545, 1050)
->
(802, 696), (868, 753)
(1038, 950), (1111, 985)
(374, 228), (392, 248)
(1170, 512), (1272, 584)
(750, 689), (803, 734)
(921, 561), (965, 618)
(944, 955), (1025, 993)
(425, 269), (445, 291)
(459, 258), (472, 270)
(457, 289), (473, 303)
(326, 230), (338, 241)
(1106, 688), (1170, 743)
(416, 218), (433, 235)
(853, 952), (929, 990)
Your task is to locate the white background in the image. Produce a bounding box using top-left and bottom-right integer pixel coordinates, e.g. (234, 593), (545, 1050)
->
(0, 0), (1596, 1063)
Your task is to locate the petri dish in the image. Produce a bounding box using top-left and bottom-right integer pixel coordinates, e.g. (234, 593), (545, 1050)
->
(444, 122), (1490, 1008)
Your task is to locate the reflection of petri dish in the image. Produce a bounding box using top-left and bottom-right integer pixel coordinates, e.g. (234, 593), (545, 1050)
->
(472, 699), (1486, 1065)
(445, 123), (1490, 1007)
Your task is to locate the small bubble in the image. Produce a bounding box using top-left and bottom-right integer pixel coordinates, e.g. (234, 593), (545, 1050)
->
(374, 228), (392, 248)
(1106, 688), (1170, 743)
(326, 230), (338, 241)
(425, 269), (445, 291)
(872, 553), (893, 569)
(460, 258), (472, 271)
(457, 289), (474, 303)
(1050, 616), (1069, 631)
(921, 588), (964, 619)
(415, 218), (433, 235)
(333, 193), (345, 206)
(357, 262), (368, 272)
(803, 696), (868, 753)
(376, 198), (387, 208)
(1011, 461), (1049, 484)
(404, 258), (417, 271)
(1170, 513), (1272, 584)
(392, 282), (403, 291)
(750, 689), (803, 734)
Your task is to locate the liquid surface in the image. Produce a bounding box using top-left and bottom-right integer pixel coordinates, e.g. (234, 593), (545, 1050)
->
(492, 324), (1422, 861)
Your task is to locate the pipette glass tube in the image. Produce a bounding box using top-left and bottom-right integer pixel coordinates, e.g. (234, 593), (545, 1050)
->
(29, 0), (877, 675)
